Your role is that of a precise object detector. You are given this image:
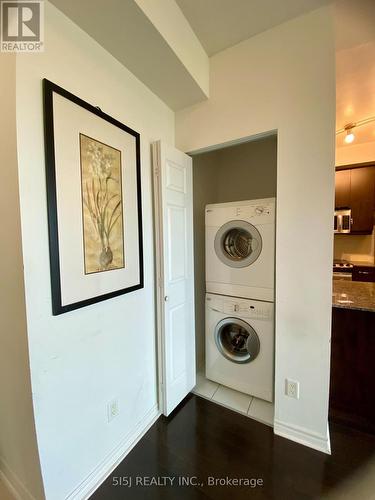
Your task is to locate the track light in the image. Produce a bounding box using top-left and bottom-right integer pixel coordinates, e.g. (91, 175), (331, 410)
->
(336, 116), (375, 145)
(344, 125), (355, 144)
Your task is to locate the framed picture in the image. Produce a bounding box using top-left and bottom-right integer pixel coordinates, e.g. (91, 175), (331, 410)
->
(43, 79), (143, 315)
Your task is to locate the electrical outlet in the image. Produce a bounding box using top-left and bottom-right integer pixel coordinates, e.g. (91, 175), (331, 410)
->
(107, 399), (119, 422)
(285, 379), (299, 399)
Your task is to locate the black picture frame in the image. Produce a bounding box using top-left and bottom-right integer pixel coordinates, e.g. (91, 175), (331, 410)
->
(43, 79), (144, 315)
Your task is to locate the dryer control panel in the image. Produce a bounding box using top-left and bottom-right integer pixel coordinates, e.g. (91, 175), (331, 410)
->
(205, 198), (275, 227)
(206, 293), (273, 320)
(234, 204), (272, 218)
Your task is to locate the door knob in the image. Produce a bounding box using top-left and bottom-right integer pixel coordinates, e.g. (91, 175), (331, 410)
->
(164, 296), (169, 302)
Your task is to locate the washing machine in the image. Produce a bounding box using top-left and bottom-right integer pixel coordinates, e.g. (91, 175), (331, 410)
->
(206, 198), (275, 302)
(205, 293), (274, 402)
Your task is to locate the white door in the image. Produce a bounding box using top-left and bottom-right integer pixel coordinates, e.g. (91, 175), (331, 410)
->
(152, 141), (196, 416)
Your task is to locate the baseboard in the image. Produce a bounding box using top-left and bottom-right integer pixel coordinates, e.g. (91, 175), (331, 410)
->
(326, 423), (331, 455)
(0, 458), (37, 500)
(274, 419), (331, 454)
(65, 404), (160, 500)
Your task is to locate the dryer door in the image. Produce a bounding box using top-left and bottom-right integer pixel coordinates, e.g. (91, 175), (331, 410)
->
(214, 220), (262, 268)
(214, 318), (260, 364)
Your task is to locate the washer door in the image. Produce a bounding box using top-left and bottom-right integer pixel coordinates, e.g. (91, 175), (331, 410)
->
(214, 220), (262, 268)
(214, 318), (260, 364)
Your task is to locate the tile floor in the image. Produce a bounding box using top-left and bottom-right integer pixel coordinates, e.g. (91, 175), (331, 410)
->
(192, 372), (274, 427)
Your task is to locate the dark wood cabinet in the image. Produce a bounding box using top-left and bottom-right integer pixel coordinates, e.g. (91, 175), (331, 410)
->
(335, 164), (375, 234)
(350, 167), (375, 233)
(335, 169), (350, 208)
(352, 265), (375, 282)
(330, 307), (375, 433)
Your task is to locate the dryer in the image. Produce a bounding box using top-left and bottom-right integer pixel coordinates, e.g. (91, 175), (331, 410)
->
(206, 198), (275, 302)
(205, 293), (274, 402)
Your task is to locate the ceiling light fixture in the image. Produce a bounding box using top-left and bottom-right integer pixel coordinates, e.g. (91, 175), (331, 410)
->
(336, 115), (375, 145)
(344, 124), (355, 144)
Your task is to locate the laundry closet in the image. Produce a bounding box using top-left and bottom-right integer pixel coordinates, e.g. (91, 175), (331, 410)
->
(191, 134), (277, 425)
(152, 133), (277, 423)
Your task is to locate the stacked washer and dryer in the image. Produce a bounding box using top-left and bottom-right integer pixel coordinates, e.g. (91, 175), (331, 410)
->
(205, 198), (275, 403)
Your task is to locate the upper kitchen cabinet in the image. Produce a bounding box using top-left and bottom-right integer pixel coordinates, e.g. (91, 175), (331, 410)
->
(335, 165), (375, 234)
(335, 169), (350, 208)
(350, 167), (375, 233)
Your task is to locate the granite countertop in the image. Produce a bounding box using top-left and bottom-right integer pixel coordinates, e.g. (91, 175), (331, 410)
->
(333, 280), (375, 312)
(349, 261), (375, 268)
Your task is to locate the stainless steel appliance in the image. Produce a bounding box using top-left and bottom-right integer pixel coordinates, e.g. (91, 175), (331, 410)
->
(333, 260), (353, 280)
(334, 209), (352, 234)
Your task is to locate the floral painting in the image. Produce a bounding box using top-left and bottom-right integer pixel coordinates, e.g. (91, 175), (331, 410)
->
(79, 134), (124, 274)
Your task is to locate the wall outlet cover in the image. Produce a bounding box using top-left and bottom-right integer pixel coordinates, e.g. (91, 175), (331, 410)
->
(285, 379), (299, 399)
(107, 399), (119, 422)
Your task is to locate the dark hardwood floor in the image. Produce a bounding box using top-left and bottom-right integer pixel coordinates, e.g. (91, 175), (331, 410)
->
(91, 394), (375, 499)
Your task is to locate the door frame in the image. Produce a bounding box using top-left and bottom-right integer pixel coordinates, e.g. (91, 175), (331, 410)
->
(152, 141), (167, 414)
(152, 131), (277, 415)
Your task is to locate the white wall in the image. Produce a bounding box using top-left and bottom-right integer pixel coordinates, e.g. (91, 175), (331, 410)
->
(336, 142), (375, 166)
(177, 7), (336, 453)
(15, 2), (174, 499)
(0, 54), (45, 500)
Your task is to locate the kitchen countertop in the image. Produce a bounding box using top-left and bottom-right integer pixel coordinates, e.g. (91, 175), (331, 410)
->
(333, 280), (375, 312)
(349, 260), (375, 268)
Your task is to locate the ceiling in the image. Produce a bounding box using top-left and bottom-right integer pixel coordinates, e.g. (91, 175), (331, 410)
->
(336, 41), (375, 148)
(49, 0), (208, 110)
(175, 0), (334, 56)
(335, 0), (375, 149)
(175, 0), (375, 149)
(49, 0), (375, 132)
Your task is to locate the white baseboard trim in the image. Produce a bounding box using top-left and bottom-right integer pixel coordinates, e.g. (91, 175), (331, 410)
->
(326, 423), (331, 455)
(274, 419), (331, 454)
(65, 404), (161, 500)
(0, 458), (37, 500)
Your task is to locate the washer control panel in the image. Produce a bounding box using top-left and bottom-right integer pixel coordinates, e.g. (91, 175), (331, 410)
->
(207, 293), (273, 320)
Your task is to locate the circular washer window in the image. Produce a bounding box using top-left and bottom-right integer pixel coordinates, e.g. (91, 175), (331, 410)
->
(214, 318), (260, 364)
(214, 220), (262, 268)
